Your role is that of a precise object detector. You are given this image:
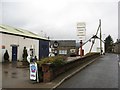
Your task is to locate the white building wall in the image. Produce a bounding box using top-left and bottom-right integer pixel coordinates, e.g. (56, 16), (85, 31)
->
(1, 33), (39, 62)
(18, 37), (39, 61)
(2, 34), (18, 62)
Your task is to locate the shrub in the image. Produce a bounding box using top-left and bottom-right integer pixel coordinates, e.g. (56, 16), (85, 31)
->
(52, 59), (65, 67)
(4, 50), (9, 61)
(22, 47), (28, 61)
(37, 55), (66, 67)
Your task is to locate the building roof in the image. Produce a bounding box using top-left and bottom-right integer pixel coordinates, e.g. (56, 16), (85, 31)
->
(50, 40), (76, 47)
(0, 24), (48, 40)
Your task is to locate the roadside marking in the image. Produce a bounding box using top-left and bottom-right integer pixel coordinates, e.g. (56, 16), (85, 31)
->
(117, 55), (120, 67)
(117, 55), (119, 59)
(119, 62), (120, 67)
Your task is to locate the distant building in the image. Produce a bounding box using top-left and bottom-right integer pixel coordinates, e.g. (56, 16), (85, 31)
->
(0, 25), (49, 62)
(50, 40), (76, 56)
(113, 39), (120, 54)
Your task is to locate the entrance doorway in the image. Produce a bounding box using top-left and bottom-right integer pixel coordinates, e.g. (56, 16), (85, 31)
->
(12, 46), (17, 61)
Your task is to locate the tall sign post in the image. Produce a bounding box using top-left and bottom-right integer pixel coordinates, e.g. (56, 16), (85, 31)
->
(77, 22), (86, 57)
(80, 40), (83, 57)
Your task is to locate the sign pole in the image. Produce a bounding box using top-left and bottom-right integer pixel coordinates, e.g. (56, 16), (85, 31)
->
(77, 22), (86, 56)
(80, 40), (83, 57)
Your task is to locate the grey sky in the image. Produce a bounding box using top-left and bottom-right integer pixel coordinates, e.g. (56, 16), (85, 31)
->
(118, 1), (120, 39)
(1, 0), (119, 42)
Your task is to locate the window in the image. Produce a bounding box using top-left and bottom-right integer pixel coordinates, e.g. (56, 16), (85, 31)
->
(59, 50), (67, 54)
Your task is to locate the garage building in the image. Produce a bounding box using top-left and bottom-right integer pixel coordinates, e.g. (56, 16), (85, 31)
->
(0, 25), (49, 62)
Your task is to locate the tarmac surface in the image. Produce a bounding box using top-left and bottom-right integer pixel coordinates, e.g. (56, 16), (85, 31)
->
(0, 63), (2, 89)
(1, 56), (83, 88)
(1, 53), (119, 89)
(2, 56), (82, 89)
(57, 53), (118, 88)
(118, 54), (120, 89)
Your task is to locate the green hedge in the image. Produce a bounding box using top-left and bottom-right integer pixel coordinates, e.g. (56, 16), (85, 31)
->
(37, 56), (66, 67)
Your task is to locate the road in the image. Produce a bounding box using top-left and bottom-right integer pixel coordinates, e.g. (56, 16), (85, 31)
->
(118, 54), (120, 89)
(57, 53), (119, 88)
(0, 63), (2, 89)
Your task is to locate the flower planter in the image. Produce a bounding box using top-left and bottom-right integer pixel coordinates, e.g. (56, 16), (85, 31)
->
(42, 63), (53, 82)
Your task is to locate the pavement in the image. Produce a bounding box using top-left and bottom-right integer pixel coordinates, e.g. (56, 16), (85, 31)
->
(2, 55), (100, 89)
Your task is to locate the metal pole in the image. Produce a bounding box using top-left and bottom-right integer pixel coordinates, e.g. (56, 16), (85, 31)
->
(89, 20), (101, 53)
(99, 19), (102, 55)
(80, 40), (83, 57)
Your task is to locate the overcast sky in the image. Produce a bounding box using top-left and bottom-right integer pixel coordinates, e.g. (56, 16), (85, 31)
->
(1, 0), (119, 42)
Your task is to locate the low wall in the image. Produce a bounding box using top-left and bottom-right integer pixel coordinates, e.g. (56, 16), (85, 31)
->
(42, 53), (100, 82)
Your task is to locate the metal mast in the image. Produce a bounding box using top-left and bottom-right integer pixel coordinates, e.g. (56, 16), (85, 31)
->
(89, 19), (101, 53)
(99, 19), (102, 55)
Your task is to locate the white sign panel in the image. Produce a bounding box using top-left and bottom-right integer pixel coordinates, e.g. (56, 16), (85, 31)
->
(77, 22), (86, 40)
(30, 62), (38, 80)
(77, 22), (86, 28)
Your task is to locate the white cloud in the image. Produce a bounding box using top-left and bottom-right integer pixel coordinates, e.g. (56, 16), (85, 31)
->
(1, 0), (118, 42)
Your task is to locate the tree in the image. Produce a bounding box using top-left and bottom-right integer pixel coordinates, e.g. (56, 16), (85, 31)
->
(105, 35), (114, 53)
(4, 50), (9, 62)
(22, 47), (28, 61)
